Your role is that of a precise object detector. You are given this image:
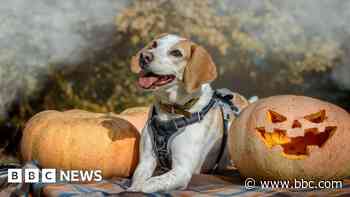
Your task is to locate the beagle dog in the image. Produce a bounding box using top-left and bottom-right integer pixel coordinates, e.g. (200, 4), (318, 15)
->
(128, 34), (249, 193)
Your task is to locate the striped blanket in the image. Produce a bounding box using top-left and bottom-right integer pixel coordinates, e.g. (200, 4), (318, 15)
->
(4, 162), (350, 197)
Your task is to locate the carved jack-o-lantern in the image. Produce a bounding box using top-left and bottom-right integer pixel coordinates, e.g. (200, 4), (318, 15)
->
(256, 109), (336, 159)
(229, 95), (350, 180)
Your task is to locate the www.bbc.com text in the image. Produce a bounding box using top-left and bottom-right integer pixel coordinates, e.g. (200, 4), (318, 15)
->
(245, 177), (343, 190)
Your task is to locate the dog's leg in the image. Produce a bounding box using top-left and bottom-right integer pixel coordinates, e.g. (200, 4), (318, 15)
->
(140, 165), (192, 193)
(128, 126), (157, 191)
(139, 108), (222, 193)
(140, 136), (204, 193)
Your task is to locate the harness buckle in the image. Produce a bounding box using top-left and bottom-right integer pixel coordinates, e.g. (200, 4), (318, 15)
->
(196, 112), (202, 121)
(172, 119), (179, 130)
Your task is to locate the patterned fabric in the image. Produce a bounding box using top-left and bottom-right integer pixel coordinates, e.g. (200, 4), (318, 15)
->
(24, 169), (350, 197)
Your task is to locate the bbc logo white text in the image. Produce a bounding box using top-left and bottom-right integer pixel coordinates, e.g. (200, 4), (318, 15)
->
(8, 168), (102, 183)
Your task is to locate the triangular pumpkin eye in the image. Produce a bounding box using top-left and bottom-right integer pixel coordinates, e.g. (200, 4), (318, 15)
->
(304, 110), (326, 123)
(268, 110), (287, 123)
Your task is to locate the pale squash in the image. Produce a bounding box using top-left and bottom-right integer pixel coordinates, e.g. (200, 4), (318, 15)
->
(230, 95), (350, 180)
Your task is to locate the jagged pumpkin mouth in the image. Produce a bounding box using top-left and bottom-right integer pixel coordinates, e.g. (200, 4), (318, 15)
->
(256, 126), (337, 159)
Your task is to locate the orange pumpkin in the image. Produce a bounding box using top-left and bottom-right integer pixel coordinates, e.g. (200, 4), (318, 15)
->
(230, 95), (350, 180)
(120, 106), (150, 132)
(21, 109), (148, 178)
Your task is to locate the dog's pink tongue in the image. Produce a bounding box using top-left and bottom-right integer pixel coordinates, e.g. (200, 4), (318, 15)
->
(138, 71), (158, 89)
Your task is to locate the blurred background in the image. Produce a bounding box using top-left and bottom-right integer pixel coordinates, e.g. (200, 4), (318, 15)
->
(0, 0), (349, 163)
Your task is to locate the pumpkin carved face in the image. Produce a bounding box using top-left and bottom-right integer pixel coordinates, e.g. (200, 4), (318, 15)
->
(229, 95), (350, 180)
(256, 109), (337, 159)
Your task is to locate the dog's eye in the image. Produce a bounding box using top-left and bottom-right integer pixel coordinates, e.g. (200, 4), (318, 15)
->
(150, 41), (157, 49)
(170, 49), (183, 57)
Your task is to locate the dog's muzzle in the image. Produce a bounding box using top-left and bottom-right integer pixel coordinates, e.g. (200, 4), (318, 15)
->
(139, 51), (153, 69)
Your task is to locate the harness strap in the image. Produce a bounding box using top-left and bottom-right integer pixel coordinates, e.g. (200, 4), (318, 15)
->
(150, 90), (239, 173)
(210, 110), (229, 174)
(152, 96), (217, 135)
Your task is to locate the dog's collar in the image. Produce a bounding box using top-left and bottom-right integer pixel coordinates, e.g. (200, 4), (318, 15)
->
(158, 97), (199, 117)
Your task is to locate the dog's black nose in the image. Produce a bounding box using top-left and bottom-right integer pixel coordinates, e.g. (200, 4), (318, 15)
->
(140, 51), (154, 69)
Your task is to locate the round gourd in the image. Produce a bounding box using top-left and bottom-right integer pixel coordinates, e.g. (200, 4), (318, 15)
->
(229, 95), (350, 180)
(21, 109), (148, 178)
(120, 106), (150, 132)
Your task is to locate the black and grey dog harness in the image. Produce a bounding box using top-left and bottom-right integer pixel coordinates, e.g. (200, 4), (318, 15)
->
(148, 89), (241, 173)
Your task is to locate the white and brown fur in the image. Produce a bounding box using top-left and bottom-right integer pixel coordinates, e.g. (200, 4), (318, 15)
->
(128, 34), (249, 193)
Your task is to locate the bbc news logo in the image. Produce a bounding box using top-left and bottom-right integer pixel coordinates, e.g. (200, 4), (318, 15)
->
(8, 169), (103, 183)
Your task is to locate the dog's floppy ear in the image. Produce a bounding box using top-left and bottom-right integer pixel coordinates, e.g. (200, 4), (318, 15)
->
(183, 43), (217, 93)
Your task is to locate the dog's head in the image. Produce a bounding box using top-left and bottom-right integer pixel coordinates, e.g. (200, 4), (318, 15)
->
(131, 34), (217, 93)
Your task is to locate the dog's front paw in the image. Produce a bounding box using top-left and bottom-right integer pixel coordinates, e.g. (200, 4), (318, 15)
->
(127, 182), (144, 192)
(140, 176), (168, 193)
